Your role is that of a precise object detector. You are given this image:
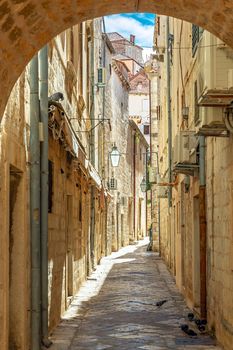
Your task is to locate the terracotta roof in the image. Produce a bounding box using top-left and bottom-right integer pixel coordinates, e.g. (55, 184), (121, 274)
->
(107, 32), (143, 49)
(107, 32), (125, 41)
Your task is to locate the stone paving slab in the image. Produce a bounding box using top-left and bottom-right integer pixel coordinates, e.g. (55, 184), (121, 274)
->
(49, 239), (223, 350)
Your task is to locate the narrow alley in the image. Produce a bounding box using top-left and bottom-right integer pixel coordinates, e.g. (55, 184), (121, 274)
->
(2, 3), (233, 350)
(50, 240), (221, 350)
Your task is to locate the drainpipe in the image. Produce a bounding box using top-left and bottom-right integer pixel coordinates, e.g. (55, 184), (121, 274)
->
(149, 79), (153, 247)
(145, 148), (148, 239)
(199, 135), (207, 319)
(102, 17), (108, 255)
(30, 54), (41, 350)
(155, 151), (161, 256)
(102, 17), (106, 179)
(39, 45), (52, 348)
(90, 26), (96, 270)
(166, 17), (172, 208)
(133, 133), (136, 241)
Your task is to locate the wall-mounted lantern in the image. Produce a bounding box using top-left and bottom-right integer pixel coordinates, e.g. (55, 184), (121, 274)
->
(140, 176), (147, 192)
(110, 144), (120, 167)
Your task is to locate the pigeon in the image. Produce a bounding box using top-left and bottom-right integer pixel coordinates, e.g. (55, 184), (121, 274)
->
(188, 312), (194, 321)
(180, 324), (197, 337)
(195, 319), (201, 326)
(48, 92), (64, 102)
(198, 324), (206, 332)
(180, 324), (189, 332)
(187, 329), (197, 337)
(156, 300), (167, 307)
(200, 319), (207, 325)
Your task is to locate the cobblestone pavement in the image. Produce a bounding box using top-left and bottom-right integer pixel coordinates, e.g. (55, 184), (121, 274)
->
(50, 239), (223, 350)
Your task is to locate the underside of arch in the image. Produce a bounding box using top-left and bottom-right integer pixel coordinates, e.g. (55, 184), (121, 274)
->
(0, 0), (232, 117)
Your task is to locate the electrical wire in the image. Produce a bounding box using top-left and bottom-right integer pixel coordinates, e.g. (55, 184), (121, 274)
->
(74, 31), (227, 50)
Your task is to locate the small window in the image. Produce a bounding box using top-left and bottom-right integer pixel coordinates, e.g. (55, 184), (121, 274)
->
(192, 25), (204, 56)
(157, 16), (160, 36)
(121, 102), (123, 118)
(142, 99), (149, 112)
(194, 80), (200, 124)
(79, 198), (82, 222)
(137, 82), (142, 92)
(48, 160), (53, 213)
(144, 125), (150, 135)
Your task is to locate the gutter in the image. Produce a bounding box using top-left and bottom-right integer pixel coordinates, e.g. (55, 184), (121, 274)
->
(199, 135), (207, 319)
(166, 17), (172, 208)
(39, 45), (52, 348)
(29, 54), (41, 350)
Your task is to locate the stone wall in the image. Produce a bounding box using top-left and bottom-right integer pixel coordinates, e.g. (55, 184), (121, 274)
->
(156, 15), (233, 349)
(0, 71), (30, 350)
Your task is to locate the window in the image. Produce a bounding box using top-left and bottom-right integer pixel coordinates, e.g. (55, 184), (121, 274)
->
(78, 197), (82, 222)
(137, 82), (142, 92)
(144, 125), (150, 135)
(142, 99), (149, 112)
(48, 160), (53, 213)
(192, 25), (204, 56)
(194, 80), (200, 124)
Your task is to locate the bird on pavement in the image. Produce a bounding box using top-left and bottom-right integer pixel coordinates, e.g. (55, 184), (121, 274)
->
(180, 324), (197, 337)
(188, 312), (194, 321)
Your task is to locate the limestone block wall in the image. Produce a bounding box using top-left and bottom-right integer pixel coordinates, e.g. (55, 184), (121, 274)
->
(0, 72), (30, 350)
(48, 134), (92, 331)
(157, 14), (233, 349)
(206, 136), (233, 348)
(107, 62), (132, 250)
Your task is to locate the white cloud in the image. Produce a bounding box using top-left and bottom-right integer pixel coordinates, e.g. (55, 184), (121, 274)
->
(104, 14), (154, 48)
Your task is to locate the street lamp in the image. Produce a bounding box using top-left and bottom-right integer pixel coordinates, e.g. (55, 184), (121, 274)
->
(110, 144), (120, 167)
(140, 176), (147, 192)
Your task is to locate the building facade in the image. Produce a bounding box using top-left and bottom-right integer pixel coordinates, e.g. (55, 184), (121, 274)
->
(0, 19), (149, 350)
(155, 15), (233, 349)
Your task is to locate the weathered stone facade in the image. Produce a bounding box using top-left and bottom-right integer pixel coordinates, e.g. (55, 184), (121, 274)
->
(156, 15), (233, 349)
(103, 34), (148, 251)
(0, 18), (149, 349)
(0, 19), (109, 349)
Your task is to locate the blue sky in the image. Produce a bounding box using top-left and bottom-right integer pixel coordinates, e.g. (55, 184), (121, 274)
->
(104, 13), (155, 48)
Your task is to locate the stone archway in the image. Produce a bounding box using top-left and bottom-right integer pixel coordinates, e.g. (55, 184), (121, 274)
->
(0, 0), (232, 117)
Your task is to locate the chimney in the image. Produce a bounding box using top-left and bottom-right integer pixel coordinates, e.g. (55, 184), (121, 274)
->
(130, 34), (135, 45)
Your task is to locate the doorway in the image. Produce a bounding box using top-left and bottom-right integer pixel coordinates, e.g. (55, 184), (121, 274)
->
(180, 182), (186, 289)
(66, 195), (73, 303)
(193, 195), (201, 309)
(9, 165), (25, 350)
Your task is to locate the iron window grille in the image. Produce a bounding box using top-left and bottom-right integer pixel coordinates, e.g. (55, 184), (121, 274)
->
(192, 25), (204, 56)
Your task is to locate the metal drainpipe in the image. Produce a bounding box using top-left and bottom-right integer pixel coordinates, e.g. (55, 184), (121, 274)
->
(90, 28), (96, 270)
(145, 148), (148, 239)
(30, 54), (41, 350)
(166, 17), (172, 208)
(102, 17), (108, 255)
(149, 79), (153, 247)
(102, 17), (106, 179)
(155, 151), (161, 256)
(39, 45), (52, 348)
(133, 133), (136, 241)
(199, 135), (207, 319)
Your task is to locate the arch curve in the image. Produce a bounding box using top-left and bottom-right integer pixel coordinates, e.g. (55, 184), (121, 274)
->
(0, 0), (232, 117)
